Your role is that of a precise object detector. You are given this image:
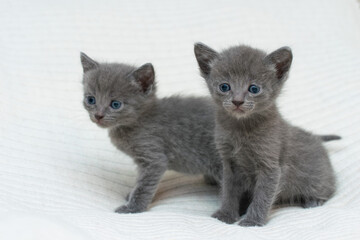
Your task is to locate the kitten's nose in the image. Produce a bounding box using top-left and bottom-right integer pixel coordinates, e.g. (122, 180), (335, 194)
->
(232, 100), (244, 107)
(95, 114), (104, 120)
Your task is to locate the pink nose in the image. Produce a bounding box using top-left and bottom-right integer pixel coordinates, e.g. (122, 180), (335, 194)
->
(232, 100), (244, 107)
(95, 114), (104, 120)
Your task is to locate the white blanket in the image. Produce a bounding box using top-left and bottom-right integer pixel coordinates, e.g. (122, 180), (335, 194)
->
(1, 0), (360, 239)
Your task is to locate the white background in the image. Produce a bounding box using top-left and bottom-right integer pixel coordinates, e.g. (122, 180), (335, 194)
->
(1, 0), (360, 239)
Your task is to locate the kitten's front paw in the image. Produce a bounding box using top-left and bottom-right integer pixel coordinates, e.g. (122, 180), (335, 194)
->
(212, 209), (238, 224)
(115, 204), (145, 214)
(238, 216), (264, 227)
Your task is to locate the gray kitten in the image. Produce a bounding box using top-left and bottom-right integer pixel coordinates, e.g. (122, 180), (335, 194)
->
(194, 43), (340, 227)
(80, 53), (222, 214)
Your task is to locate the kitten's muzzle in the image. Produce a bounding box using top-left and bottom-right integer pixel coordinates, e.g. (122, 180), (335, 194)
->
(95, 114), (104, 121)
(232, 100), (244, 107)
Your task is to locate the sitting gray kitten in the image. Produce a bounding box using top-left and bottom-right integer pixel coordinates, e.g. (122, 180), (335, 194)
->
(194, 43), (340, 226)
(80, 52), (222, 214)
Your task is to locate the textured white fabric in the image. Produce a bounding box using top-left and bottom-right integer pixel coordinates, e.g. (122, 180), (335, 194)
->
(1, 0), (360, 239)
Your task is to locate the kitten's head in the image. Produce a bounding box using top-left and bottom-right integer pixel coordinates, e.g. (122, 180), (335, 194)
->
(80, 52), (156, 128)
(194, 43), (292, 119)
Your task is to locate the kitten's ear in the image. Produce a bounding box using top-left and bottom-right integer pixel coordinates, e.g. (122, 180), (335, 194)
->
(80, 52), (99, 73)
(194, 42), (219, 76)
(264, 47), (293, 80)
(132, 63), (155, 93)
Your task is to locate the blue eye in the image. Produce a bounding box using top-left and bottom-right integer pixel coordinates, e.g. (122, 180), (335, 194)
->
(248, 85), (260, 94)
(110, 100), (122, 109)
(219, 83), (231, 92)
(87, 96), (96, 105)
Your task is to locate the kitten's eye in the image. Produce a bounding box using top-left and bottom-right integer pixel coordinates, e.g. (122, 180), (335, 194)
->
(110, 100), (122, 109)
(219, 83), (231, 92)
(87, 96), (96, 105)
(248, 85), (260, 94)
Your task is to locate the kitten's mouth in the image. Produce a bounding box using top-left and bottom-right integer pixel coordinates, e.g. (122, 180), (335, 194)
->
(91, 118), (108, 128)
(226, 107), (250, 119)
(233, 107), (245, 113)
(96, 122), (109, 128)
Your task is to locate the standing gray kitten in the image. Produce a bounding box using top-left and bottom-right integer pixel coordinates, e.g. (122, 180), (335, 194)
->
(194, 43), (340, 226)
(80, 52), (222, 214)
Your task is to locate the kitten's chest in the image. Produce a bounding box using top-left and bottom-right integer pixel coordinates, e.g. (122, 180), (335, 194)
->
(229, 128), (262, 153)
(219, 127), (269, 168)
(108, 127), (134, 156)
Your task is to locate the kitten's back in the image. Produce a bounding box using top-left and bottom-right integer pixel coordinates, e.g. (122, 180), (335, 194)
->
(144, 96), (219, 175)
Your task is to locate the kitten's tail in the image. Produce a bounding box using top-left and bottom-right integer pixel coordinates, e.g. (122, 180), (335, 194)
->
(319, 135), (341, 142)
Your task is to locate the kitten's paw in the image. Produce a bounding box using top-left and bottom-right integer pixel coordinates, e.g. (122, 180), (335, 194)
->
(115, 204), (145, 214)
(238, 217), (264, 227)
(302, 199), (325, 208)
(212, 209), (238, 224)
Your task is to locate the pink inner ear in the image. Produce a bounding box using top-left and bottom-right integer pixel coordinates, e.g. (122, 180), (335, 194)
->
(194, 43), (218, 76)
(275, 60), (290, 79)
(265, 47), (292, 80)
(132, 63), (155, 92)
(139, 75), (153, 92)
(137, 72), (154, 92)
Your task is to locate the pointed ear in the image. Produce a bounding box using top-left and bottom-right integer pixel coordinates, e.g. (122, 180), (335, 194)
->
(132, 63), (155, 93)
(264, 47), (293, 80)
(80, 52), (99, 73)
(194, 42), (219, 76)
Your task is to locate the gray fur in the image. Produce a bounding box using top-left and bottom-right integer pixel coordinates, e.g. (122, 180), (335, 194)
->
(194, 43), (339, 226)
(80, 52), (222, 214)
(320, 134), (342, 142)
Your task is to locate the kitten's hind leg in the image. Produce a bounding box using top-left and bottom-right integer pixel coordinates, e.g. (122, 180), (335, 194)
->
(277, 195), (326, 208)
(204, 174), (218, 186)
(301, 198), (326, 208)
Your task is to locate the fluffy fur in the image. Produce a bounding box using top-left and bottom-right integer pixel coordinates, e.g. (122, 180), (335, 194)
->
(80, 52), (222, 213)
(194, 43), (339, 226)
